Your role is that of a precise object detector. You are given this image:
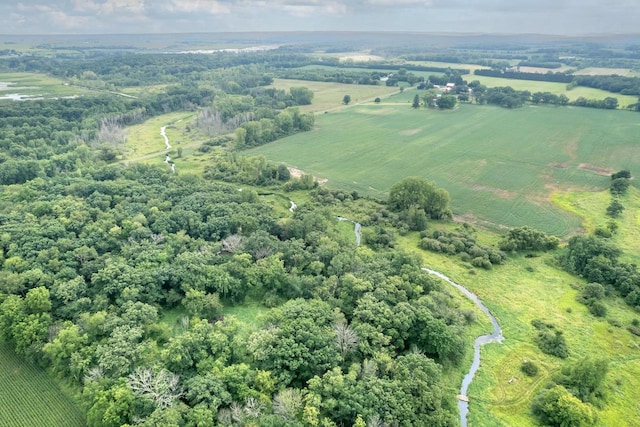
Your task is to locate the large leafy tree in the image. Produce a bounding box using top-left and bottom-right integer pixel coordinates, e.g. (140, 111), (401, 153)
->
(388, 176), (451, 219)
(248, 299), (340, 386)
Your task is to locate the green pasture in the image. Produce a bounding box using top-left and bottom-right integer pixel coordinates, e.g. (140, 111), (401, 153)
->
(122, 111), (216, 175)
(0, 342), (85, 427)
(0, 72), (89, 100)
(247, 103), (640, 236)
(553, 187), (640, 265)
(124, 111), (198, 159)
(395, 222), (640, 426)
(470, 75), (638, 108)
(574, 67), (640, 77)
(271, 78), (398, 113)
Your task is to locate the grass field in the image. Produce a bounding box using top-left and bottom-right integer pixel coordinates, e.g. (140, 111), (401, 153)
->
(0, 72), (89, 100)
(0, 342), (85, 427)
(470, 75), (638, 108)
(122, 111), (217, 175)
(246, 102), (640, 236)
(271, 78), (399, 113)
(395, 215), (640, 426)
(574, 67), (640, 77)
(553, 187), (640, 264)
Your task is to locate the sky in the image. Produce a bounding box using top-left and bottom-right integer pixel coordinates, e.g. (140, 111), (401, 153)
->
(1, 0), (638, 35)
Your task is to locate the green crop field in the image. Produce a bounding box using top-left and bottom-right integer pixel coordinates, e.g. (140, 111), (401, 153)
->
(0, 342), (85, 427)
(247, 102), (640, 236)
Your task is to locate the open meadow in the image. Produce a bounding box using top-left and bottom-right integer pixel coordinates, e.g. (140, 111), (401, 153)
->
(0, 342), (85, 427)
(0, 72), (90, 100)
(271, 78), (399, 112)
(247, 102), (640, 236)
(393, 186), (640, 426)
(470, 75), (638, 108)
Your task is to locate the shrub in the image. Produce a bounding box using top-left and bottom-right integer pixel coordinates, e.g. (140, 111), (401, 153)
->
(589, 301), (607, 317)
(611, 169), (631, 180)
(610, 178), (630, 196)
(461, 309), (477, 324)
(594, 227), (612, 238)
(521, 360), (539, 377)
(533, 324), (569, 359)
(499, 226), (560, 252)
(471, 256), (492, 270)
(627, 325), (640, 336)
(606, 199), (625, 217)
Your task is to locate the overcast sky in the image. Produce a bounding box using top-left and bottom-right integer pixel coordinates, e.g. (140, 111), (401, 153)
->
(1, 0), (638, 35)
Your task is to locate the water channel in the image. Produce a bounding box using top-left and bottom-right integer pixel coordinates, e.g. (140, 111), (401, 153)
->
(422, 268), (503, 427)
(311, 213), (501, 425)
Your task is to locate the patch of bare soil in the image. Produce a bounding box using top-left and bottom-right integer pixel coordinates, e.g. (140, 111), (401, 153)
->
(287, 167), (328, 184)
(472, 184), (517, 199)
(549, 162), (568, 169)
(578, 163), (613, 176)
(400, 128), (422, 136)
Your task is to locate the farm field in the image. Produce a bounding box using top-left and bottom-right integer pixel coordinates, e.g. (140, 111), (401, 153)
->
(406, 60), (488, 72)
(246, 102), (640, 236)
(271, 78), (398, 112)
(0, 72), (89, 100)
(0, 342), (85, 427)
(574, 67), (640, 77)
(470, 75), (638, 108)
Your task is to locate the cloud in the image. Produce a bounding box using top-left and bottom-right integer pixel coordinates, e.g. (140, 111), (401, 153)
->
(1, 0), (639, 34)
(164, 0), (231, 15)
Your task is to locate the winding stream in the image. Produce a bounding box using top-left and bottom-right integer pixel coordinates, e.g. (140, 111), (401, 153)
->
(422, 268), (503, 427)
(326, 213), (502, 425)
(336, 216), (361, 246)
(160, 126), (172, 150)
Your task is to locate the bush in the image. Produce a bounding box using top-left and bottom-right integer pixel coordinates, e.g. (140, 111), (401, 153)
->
(499, 226), (560, 252)
(521, 360), (539, 377)
(627, 324), (640, 336)
(533, 322), (569, 359)
(611, 169), (631, 180)
(594, 227), (612, 238)
(461, 309), (477, 324)
(471, 256), (492, 270)
(589, 301), (607, 317)
(610, 178), (630, 196)
(606, 199), (625, 217)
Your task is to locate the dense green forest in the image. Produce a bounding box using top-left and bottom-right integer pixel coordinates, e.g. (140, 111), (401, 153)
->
(0, 49), (472, 427)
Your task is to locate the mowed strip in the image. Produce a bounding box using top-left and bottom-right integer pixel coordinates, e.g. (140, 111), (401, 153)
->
(247, 102), (640, 236)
